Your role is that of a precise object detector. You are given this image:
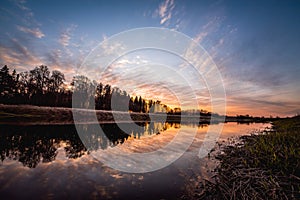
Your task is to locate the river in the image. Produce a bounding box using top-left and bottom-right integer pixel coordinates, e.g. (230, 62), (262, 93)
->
(0, 122), (270, 199)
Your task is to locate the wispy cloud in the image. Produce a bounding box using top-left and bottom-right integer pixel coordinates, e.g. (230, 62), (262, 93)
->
(45, 32), (97, 82)
(16, 25), (45, 38)
(0, 38), (79, 83)
(0, 38), (42, 70)
(14, 0), (30, 11)
(194, 31), (209, 44)
(59, 24), (77, 47)
(13, 0), (40, 27)
(59, 33), (71, 47)
(157, 0), (175, 25)
(193, 17), (222, 44)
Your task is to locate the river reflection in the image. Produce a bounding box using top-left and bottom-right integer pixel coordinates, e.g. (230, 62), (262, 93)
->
(0, 122), (270, 199)
(0, 122), (207, 168)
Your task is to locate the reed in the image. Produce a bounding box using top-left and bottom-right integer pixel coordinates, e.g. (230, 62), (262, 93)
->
(189, 116), (300, 199)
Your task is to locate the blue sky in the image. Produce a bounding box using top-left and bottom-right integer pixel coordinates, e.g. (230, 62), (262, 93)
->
(0, 0), (299, 116)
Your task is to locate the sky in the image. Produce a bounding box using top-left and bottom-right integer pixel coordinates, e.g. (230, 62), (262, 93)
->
(0, 0), (300, 117)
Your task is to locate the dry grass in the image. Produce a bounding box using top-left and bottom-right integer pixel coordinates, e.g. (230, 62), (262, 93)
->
(187, 116), (300, 200)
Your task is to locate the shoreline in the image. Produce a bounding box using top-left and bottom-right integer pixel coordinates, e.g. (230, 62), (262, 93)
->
(0, 104), (273, 125)
(185, 116), (300, 199)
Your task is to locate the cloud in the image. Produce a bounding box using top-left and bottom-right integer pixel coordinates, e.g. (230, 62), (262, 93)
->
(14, 0), (30, 11)
(16, 25), (45, 38)
(45, 49), (81, 82)
(59, 33), (71, 47)
(226, 96), (300, 117)
(157, 0), (175, 25)
(0, 41), (79, 82)
(59, 24), (77, 47)
(93, 59), (207, 109)
(10, 38), (38, 63)
(0, 38), (43, 71)
(194, 31), (209, 44)
(101, 40), (125, 56)
(193, 17), (222, 44)
(13, 0), (41, 27)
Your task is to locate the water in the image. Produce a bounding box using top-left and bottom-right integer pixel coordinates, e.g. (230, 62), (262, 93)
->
(0, 122), (270, 199)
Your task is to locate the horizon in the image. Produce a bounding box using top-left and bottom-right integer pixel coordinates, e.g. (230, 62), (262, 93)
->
(0, 0), (299, 117)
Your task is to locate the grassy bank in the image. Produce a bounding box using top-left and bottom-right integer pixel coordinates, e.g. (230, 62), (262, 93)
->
(0, 104), (216, 125)
(0, 104), (150, 125)
(192, 116), (300, 199)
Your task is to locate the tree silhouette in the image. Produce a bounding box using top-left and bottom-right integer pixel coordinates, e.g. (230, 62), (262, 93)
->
(49, 70), (65, 93)
(0, 65), (14, 98)
(0, 64), (177, 114)
(71, 75), (91, 108)
(104, 84), (112, 110)
(29, 65), (50, 94)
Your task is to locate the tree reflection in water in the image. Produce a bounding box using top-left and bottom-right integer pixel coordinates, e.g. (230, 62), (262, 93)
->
(0, 122), (186, 168)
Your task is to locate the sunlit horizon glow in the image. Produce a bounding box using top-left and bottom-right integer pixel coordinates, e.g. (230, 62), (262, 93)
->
(0, 0), (299, 117)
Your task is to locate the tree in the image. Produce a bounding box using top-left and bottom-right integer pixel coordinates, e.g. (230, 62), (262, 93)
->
(71, 75), (91, 92)
(49, 70), (65, 93)
(71, 75), (91, 108)
(18, 71), (29, 94)
(29, 65), (50, 94)
(96, 82), (103, 97)
(11, 69), (18, 90)
(138, 96), (143, 112)
(133, 96), (139, 112)
(0, 65), (13, 96)
(142, 99), (147, 113)
(0, 64), (175, 113)
(103, 84), (111, 110)
(95, 82), (103, 110)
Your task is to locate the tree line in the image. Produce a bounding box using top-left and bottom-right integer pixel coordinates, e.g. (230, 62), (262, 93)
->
(0, 65), (175, 113)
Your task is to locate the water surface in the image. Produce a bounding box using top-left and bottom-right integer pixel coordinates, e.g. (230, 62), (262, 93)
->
(0, 122), (270, 199)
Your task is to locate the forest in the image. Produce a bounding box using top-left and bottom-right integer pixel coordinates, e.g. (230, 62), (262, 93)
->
(0, 65), (176, 114)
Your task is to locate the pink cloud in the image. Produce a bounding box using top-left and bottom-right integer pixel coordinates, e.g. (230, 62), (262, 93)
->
(16, 25), (45, 38)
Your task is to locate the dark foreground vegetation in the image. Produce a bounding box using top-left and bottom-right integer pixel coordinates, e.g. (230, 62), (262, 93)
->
(190, 116), (300, 200)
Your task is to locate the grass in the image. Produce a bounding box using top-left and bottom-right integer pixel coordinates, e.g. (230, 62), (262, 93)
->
(0, 111), (41, 118)
(189, 116), (300, 200)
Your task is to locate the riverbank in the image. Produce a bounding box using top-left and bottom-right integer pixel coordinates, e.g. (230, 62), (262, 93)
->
(0, 104), (274, 125)
(188, 116), (300, 199)
(0, 104), (150, 125)
(0, 104), (205, 125)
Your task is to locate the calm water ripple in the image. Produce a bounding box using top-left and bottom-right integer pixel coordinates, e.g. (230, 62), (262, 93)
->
(0, 122), (270, 199)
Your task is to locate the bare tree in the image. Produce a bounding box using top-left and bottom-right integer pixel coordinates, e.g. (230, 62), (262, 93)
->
(49, 70), (65, 93)
(29, 65), (50, 94)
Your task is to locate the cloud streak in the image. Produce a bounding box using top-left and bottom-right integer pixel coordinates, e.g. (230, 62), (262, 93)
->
(16, 25), (45, 38)
(59, 25), (77, 47)
(14, 0), (30, 11)
(157, 0), (175, 25)
(0, 38), (43, 71)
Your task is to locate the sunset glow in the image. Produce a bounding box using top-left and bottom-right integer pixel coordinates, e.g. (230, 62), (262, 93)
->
(0, 0), (299, 117)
